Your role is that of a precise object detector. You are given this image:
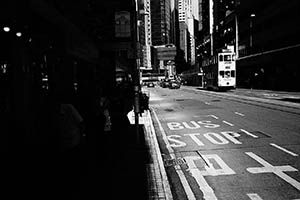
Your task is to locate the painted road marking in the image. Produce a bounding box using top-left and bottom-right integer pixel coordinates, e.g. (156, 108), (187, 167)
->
(247, 193), (263, 200)
(205, 102), (211, 105)
(246, 152), (300, 191)
(167, 121), (220, 130)
(152, 109), (196, 200)
(240, 129), (258, 138)
(185, 154), (235, 200)
(208, 115), (219, 119)
(270, 143), (299, 157)
(235, 112), (245, 116)
(222, 120), (234, 126)
(168, 131), (242, 147)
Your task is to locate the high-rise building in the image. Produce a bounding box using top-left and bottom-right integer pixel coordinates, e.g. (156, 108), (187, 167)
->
(138, 0), (152, 70)
(151, 0), (171, 45)
(178, 0), (198, 66)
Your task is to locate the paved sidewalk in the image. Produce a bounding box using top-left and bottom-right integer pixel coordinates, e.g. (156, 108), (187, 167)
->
(128, 110), (173, 200)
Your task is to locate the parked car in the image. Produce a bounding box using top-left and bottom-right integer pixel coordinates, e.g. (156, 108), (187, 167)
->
(160, 79), (169, 88)
(168, 80), (181, 89)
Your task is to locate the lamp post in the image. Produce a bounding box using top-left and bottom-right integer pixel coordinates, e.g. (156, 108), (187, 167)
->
(249, 13), (255, 53)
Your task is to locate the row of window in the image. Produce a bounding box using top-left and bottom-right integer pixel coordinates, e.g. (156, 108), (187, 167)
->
(219, 70), (235, 78)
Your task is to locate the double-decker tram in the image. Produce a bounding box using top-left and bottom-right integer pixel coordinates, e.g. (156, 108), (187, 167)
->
(202, 48), (236, 91)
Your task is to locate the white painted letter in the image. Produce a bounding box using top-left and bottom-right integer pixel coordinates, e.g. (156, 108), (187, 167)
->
(184, 133), (205, 146)
(182, 121), (201, 129)
(167, 122), (184, 130)
(221, 131), (242, 144)
(198, 121), (220, 128)
(168, 135), (186, 147)
(204, 132), (229, 145)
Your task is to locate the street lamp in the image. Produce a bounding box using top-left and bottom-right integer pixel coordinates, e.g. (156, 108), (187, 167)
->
(249, 13), (256, 53)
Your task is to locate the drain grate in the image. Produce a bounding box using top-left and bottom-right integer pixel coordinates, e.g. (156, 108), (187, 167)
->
(164, 157), (186, 167)
(164, 108), (174, 112)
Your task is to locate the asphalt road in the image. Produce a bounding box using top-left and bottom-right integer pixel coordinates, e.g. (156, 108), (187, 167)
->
(145, 86), (300, 200)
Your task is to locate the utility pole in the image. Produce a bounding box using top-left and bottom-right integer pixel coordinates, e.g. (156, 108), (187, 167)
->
(133, 0), (141, 144)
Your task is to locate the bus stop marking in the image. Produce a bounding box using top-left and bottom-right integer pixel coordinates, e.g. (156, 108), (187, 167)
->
(246, 152), (300, 191)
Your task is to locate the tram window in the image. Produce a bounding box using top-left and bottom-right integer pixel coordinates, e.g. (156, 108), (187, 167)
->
(224, 55), (231, 61)
(219, 71), (225, 78)
(225, 71), (231, 78)
(231, 70), (235, 77)
(219, 55), (223, 61)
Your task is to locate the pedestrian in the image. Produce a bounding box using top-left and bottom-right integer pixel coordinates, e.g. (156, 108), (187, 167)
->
(54, 90), (85, 198)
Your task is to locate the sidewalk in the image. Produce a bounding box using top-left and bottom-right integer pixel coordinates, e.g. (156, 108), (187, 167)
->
(72, 110), (172, 200)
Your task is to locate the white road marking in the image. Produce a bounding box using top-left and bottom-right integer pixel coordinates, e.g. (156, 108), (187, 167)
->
(247, 193), (263, 200)
(270, 143), (298, 157)
(222, 120), (234, 126)
(205, 102), (211, 105)
(234, 112), (245, 116)
(240, 129), (258, 138)
(152, 109), (196, 200)
(185, 154), (235, 200)
(246, 152), (300, 191)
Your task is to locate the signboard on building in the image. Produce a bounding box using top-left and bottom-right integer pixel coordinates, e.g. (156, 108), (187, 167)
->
(115, 11), (131, 38)
(156, 45), (177, 61)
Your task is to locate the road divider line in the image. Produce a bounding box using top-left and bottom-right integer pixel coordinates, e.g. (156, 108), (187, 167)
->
(209, 115), (219, 119)
(247, 193), (263, 200)
(240, 129), (258, 138)
(222, 120), (234, 126)
(151, 108), (197, 200)
(270, 143), (299, 157)
(235, 112), (245, 116)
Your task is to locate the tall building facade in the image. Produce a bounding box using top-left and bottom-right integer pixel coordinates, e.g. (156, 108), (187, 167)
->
(138, 0), (152, 70)
(151, 0), (171, 45)
(178, 0), (198, 66)
(197, 0), (300, 91)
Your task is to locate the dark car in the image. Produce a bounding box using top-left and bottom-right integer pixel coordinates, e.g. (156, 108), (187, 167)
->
(160, 79), (169, 88)
(168, 80), (180, 89)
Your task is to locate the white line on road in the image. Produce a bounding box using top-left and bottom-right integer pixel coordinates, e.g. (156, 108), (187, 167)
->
(222, 120), (234, 126)
(247, 193), (263, 200)
(234, 112), (245, 116)
(270, 143), (299, 157)
(246, 152), (300, 192)
(205, 102), (211, 105)
(240, 129), (258, 138)
(208, 115), (219, 119)
(152, 108), (196, 200)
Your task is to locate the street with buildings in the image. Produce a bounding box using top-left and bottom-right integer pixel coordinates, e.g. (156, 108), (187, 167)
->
(1, 0), (300, 199)
(146, 85), (300, 200)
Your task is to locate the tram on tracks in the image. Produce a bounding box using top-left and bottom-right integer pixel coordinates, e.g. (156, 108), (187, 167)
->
(202, 47), (236, 91)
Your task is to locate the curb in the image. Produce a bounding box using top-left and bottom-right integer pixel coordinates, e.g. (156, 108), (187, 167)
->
(143, 110), (173, 200)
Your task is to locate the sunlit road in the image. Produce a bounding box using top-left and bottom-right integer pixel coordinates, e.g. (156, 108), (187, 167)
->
(145, 85), (300, 200)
